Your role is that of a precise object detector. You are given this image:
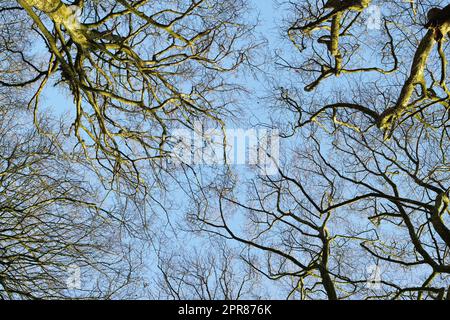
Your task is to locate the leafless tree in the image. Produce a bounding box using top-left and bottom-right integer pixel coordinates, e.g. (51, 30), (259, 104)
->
(0, 105), (150, 299)
(4, 0), (450, 301)
(0, 0), (258, 299)
(189, 0), (450, 300)
(155, 241), (264, 300)
(0, 0), (255, 185)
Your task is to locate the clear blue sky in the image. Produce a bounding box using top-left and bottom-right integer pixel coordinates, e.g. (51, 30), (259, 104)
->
(35, 1), (287, 298)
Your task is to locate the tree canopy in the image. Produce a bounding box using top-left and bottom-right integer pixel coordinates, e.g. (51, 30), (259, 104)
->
(0, 0), (449, 300)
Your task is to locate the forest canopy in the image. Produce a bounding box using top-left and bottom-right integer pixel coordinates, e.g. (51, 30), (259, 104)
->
(0, 0), (449, 300)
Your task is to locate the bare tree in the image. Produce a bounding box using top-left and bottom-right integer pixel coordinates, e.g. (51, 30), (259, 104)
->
(4, 0), (450, 301)
(155, 241), (263, 300)
(0, 0), (255, 184)
(189, 0), (450, 300)
(0, 107), (147, 299)
(0, 0), (260, 300)
(282, 0), (450, 138)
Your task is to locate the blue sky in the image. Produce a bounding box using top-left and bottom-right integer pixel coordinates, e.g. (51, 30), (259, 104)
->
(19, 0), (449, 299)
(40, 1), (279, 122)
(31, 1), (290, 298)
